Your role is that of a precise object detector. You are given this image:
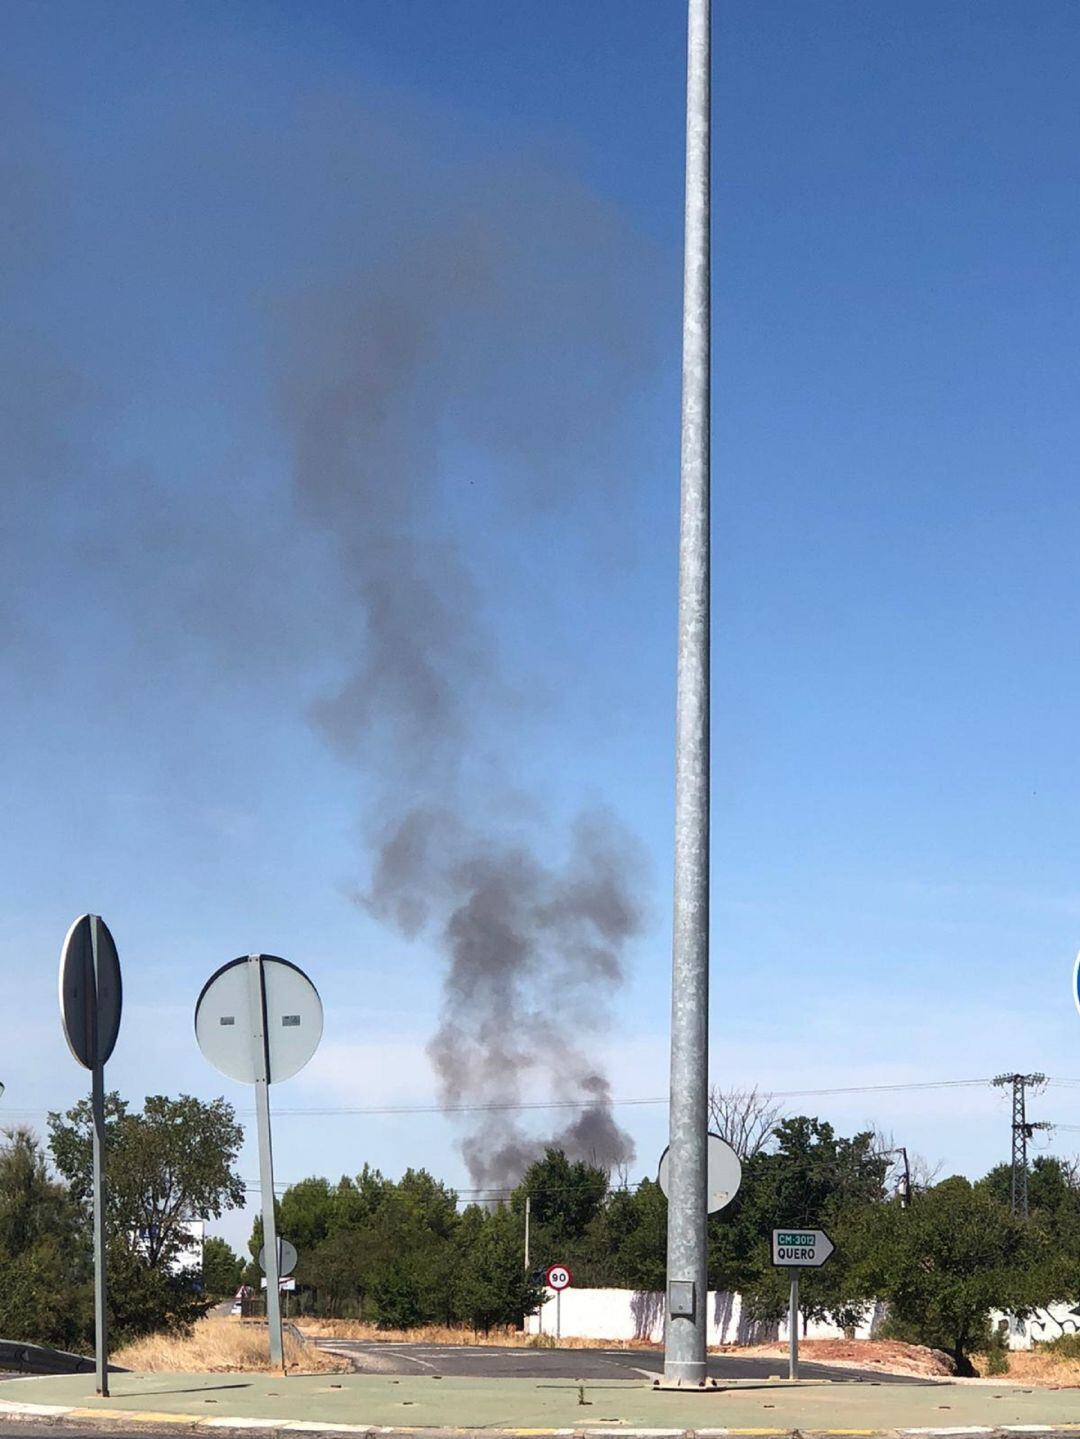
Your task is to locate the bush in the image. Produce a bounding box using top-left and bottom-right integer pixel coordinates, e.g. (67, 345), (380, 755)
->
(985, 1344), (1010, 1375)
(1046, 1332), (1080, 1359)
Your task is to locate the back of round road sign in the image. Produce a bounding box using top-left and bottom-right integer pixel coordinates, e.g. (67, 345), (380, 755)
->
(259, 1238), (298, 1279)
(658, 1131), (742, 1214)
(195, 955), (323, 1084)
(59, 915), (122, 1070)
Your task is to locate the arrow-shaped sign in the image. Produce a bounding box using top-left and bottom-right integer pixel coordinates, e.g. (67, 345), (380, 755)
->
(772, 1228), (835, 1268)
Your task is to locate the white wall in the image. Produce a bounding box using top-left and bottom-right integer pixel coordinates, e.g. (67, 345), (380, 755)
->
(528, 1287), (1074, 1352)
(992, 1303), (1080, 1351)
(525, 1287), (882, 1345)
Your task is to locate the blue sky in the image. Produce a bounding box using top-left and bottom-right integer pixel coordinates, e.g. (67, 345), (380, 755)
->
(3, 0), (1080, 1251)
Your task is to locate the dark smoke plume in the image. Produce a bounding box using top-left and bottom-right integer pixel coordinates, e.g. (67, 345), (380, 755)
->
(273, 104), (656, 1187)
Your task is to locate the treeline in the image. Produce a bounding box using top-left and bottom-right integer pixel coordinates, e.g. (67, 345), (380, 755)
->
(0, 1093), (246, 1352)
(4, 1089), (1078, 1377)
(250, 1117), (1080, 1373)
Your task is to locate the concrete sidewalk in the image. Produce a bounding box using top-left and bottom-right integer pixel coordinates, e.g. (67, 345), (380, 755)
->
(0, 1369), (1078, 1436)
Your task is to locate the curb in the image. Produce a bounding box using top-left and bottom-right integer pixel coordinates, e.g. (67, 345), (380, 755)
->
(2, 1405), (1080, 1439)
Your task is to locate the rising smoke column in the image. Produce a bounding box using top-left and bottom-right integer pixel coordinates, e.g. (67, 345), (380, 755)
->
(276, 107), (656, 1187)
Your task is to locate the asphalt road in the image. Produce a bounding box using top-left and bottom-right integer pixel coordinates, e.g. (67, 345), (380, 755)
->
(319, 1338), (930, 1384)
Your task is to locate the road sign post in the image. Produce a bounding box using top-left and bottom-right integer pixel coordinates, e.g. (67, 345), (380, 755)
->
(250, 957), (284, 1372)
(196, 954), (322, 1376)
(771, 1230), (834, 1382)
(789, 1271), (799, 1380)
(59, 914), (122, 1399)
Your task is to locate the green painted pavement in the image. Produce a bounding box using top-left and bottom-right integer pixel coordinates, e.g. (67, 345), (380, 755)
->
(1, 1370), (1079, 1433)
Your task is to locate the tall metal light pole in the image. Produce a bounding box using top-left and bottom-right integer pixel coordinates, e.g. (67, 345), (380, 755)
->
(663, 0), (711, 1389)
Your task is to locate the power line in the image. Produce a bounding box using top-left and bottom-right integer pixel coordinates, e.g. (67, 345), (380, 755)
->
(10, 1075), (1080, 1124)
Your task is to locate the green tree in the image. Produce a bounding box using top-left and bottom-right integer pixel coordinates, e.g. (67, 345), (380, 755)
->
(588, 1180), (667, 1290)
(512, 1149), (609, 1277)
(48, 1093), (246, 1342)
(277, 1178), (337, 1253)
(458, 1205), (545, 1334)
(853, 1177), (1061, 1374)
(48, 1093), (245, 1269)
(979, 1156), (1080, 1224)
(728, 1118), (889, 1328)
(0, 1129), (91, 1350)
(202, 1236), (243, 1298)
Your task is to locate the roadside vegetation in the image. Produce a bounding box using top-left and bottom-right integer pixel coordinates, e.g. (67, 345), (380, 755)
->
(113, 1317), (349, 1373)
(254, 1110), (1080, 1378)
(971, 1332), (1080, 1385)
(0, 1094), (246, 1353)
(1, 1086), (1078, 1383)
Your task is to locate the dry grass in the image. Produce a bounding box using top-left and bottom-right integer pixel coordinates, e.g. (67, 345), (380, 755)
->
(113, 1317), (351, 1374)
(296, 1318), (658, 1350)
(720, 1338), (954, 1378)
(972, 1348), (1080, 1387)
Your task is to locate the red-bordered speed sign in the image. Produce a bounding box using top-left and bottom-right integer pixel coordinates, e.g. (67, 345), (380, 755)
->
(545, 1263), (572, 1291)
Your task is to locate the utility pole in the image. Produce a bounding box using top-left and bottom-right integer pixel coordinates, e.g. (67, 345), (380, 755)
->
(875, 1145), (912, 1208)
(524, 1195), (531, 1273)
(992, 1073), (1050, 1216)
(664, 0), (711, 1389)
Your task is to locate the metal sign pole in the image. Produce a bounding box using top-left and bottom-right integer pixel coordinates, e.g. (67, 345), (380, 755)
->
(788, 1271), (799, 1381)
(248, 955), (285, 1373)
(664, 0), (712, 1389)
(557, 1289), (561, 1342)
(89, 917), (109, 1398)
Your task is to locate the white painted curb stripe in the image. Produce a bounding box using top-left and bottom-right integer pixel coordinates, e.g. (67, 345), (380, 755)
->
(0, 1399), (76, 1417)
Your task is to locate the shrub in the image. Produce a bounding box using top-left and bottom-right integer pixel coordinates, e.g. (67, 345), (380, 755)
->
(1046, 1332), (1080, 1360)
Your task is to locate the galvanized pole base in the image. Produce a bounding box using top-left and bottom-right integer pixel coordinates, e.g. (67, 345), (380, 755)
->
(662, 0), (712, 1391)
(789, 1273), (799, 1381)
(91, 1058), (109, 1397)
(249, 956), (286, 1375)
(89, 916), (109, 1398)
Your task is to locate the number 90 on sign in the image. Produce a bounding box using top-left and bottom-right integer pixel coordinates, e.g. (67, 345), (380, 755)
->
(545, 1264), (571, 1291)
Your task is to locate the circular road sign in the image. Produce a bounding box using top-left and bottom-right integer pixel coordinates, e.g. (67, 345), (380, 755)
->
(59, 914), (122, 1070)
(545, 1264), (572, 1292)
(658, 1131), (743, 1214)
(258, 1238), (298, 1279)
(195, 955), (323, 1085)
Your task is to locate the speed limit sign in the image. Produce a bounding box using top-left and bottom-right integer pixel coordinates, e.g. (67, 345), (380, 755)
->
(546, 1263), (572, 1291)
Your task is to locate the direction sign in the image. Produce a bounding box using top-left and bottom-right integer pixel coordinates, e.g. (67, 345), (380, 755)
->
(657, 1131), (742, 1213)
(195, 955), (323, 1084)
(59, 915), (122, 1070)
(259, 1238), (298, 1279)
(545, 1263), (572, 1291)
(771, 1229), (834, 1268)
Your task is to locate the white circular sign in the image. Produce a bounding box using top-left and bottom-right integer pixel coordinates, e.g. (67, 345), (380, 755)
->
(657, 1132), (743, 1213)
(195, 955), (323, 1085)
(546, 1264), (572, 1292)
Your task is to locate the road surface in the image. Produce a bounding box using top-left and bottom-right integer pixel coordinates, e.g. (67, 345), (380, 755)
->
(317, 1338), (930, 1384)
